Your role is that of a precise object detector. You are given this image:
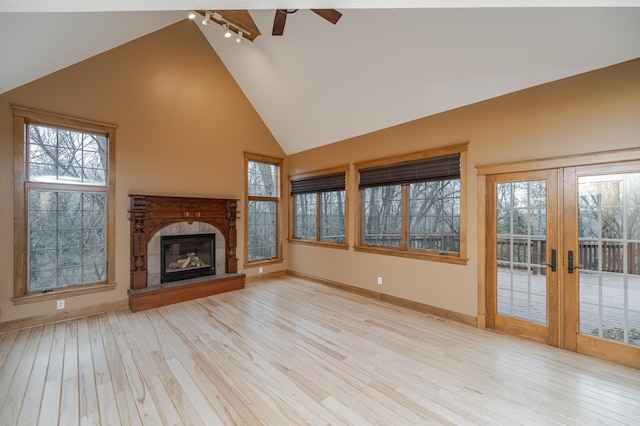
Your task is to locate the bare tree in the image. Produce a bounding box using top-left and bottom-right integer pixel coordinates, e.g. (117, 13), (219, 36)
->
(27, 125), (108, 290)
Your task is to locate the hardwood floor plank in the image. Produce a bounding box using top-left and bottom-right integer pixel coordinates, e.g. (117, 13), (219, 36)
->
(137, 310), (207, 426)
(2, 276), (640, 424)
(16, 325), (54, 426)
(59, 322), (80, 426)
(322, 395), (370, 425)
(97, 313), (142, 425)
(37, 324), (66, 426)
(87, 315), (121, 426)
(166, 357), (224, 424)
(0, 329), (19, 371)
(119, 310), (183, 426)
(0, 327), (42, 426)
(76, 318), (99, 425)
(0, 328), (31, 410)
(107, 310), (164, 425)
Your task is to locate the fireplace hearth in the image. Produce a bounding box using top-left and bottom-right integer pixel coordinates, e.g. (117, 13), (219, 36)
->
(161, 233), (215, 283)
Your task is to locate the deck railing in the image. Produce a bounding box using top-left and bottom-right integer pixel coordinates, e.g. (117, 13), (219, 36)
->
(578, 241), (640, 275)
(362, 234), (640, 275)
(362, 234), (460, 253)
(496, 238), (640, 275)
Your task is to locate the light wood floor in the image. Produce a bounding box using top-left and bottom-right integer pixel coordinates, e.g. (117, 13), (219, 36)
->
(1, 276), (640, 425)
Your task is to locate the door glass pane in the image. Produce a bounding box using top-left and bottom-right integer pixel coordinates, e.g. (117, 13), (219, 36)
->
(496, 180), (547, 324)
(578, 173), (640, 346)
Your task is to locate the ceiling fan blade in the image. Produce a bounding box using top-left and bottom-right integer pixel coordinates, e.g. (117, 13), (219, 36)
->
(272, 9), (287, 36)
(311, 9), (342, 25)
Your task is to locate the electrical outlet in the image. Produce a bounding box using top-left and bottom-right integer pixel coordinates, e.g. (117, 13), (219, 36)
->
(377, 276), (383, 285)
(259, 267), (263, 273)
(56, 300), (65, 310)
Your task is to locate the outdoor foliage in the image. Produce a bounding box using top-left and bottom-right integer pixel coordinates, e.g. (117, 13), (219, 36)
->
(362, 179), (460, 252)
(294, 191), (345, 243)
(247, 160), (279, 261)
(27, 125), (108, 290)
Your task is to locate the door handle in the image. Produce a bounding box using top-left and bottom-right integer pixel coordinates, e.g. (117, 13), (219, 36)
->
(568, 250), (575, 274)
(548, 249), (557, 272)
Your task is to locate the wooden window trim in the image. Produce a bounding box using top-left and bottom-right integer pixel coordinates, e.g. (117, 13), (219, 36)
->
(289, 165), (349, 248)
(476, 146), (640, 176)
(354, 142), (468, 265)
(244, 152), (284, 267)
(12, 106), (117, 303)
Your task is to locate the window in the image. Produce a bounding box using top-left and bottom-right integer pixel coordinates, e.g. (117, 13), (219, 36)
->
(245, 153), (283, 264)
(290, 168), (347, 245)
(355, 143), (468, 264)
(13, 107), (116, 301)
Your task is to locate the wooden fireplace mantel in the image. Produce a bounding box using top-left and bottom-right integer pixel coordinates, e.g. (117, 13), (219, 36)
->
(128, 194), (244, 312)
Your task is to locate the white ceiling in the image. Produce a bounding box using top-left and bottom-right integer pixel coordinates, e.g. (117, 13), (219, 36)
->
(2, 2), (640, 154)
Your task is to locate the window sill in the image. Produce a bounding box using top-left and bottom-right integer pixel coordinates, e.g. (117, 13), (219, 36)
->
(12, 282), (117, 305)
(288, 239), (349, 250)
(244, 258), (284, 269)
(353, 245), (468, 265)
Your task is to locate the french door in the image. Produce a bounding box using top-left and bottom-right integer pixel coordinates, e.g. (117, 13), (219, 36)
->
(486, 170), (559, 345)
(486, 162), (640, 368)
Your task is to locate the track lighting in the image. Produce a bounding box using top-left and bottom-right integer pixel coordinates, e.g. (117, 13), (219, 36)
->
(202, 11), (211, 26)
(223, 24), (232, 38)
(187, 10), (253, 43)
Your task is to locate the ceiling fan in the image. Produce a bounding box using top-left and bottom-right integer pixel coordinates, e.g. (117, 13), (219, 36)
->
(272, 9), (342, 36)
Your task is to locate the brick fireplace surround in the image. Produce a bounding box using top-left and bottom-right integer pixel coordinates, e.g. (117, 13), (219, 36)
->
(128, 195), (245, 312)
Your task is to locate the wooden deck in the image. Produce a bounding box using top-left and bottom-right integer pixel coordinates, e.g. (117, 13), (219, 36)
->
(498, 267), (640, 345)
(1, 276), (640, 425)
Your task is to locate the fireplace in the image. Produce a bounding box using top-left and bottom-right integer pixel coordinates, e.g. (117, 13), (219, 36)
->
(161, 233), (215, 283)
(128, 195), (245, 312)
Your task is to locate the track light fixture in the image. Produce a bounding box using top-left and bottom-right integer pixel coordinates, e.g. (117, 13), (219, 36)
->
(223, 24), (232, 38)
(187, 10), (253, 43)
(202, 11), (211, 26)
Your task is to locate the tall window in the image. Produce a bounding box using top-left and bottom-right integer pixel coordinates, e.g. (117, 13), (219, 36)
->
(13, 107), (116, 299)
(290, 168), (347, 245)
(245, 153), (282, 263)
(355, 143), (467, 264)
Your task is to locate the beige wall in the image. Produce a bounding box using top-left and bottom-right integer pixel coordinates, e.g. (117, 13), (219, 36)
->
(286, 59), (640, 317)
(0, 20), (286, 323)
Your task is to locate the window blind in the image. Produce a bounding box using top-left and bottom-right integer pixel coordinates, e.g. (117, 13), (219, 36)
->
(359, 153), (460, 188)
(290, 172), (345, 195)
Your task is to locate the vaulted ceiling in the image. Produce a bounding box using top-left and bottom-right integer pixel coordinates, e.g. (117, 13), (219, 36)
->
(2, 2), (640, 154)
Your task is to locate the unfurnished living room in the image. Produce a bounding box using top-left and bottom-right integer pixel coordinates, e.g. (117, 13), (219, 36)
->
(1, 1), (640, 424)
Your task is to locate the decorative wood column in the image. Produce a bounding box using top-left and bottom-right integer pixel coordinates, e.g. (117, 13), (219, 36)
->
(128, 195), (243, 311)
